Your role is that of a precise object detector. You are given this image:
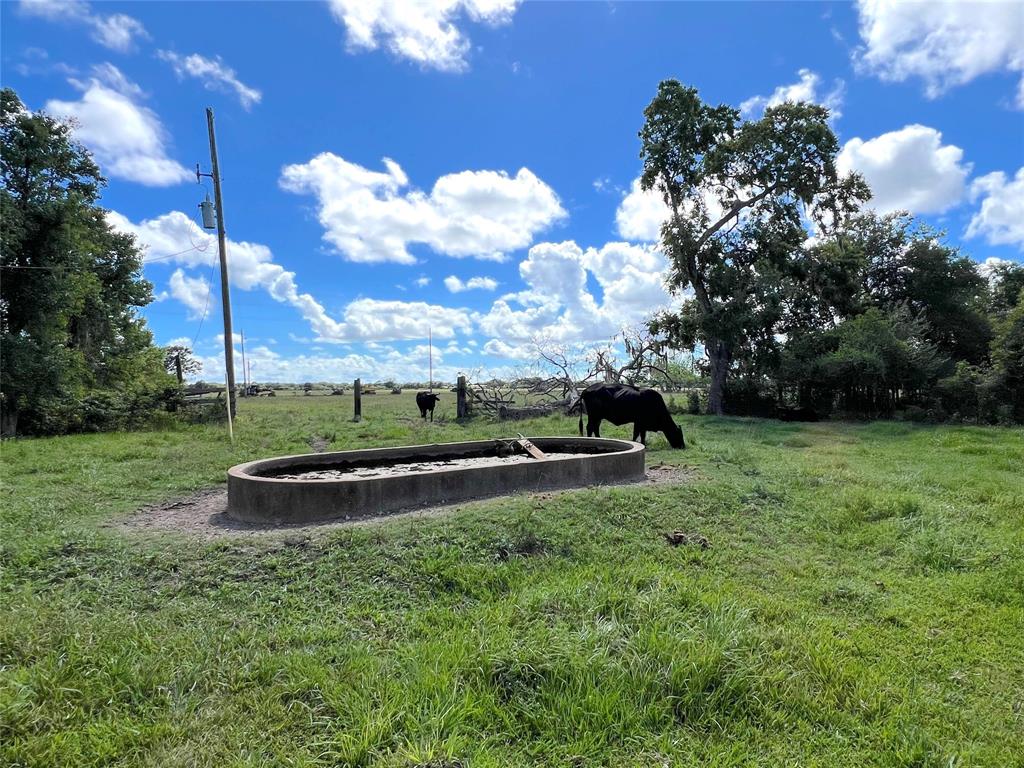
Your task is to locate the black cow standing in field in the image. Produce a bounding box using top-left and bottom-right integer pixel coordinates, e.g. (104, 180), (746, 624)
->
(776, 406), (819, 422)
(416, 391), (440, 421)
(578, 383), (686, 448)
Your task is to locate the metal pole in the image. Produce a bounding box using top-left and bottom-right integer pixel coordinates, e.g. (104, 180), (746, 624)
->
(353, 378), (362, 422)
(428, 326), (432, 393)
(457, 375), (467, 419)
(240, 329), (247, 396)
(207, 107), (236, 418)
(224, 373), (234, 443)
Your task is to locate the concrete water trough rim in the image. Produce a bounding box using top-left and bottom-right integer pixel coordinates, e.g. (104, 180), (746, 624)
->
(229, 436), (645, 481)
(227, 436), (646, 524)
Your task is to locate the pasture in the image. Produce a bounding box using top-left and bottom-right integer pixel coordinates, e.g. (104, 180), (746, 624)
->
(1, 391), (1022, 767)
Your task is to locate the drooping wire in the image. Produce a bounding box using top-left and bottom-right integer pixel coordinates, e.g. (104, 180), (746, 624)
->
(188, 201), (228, 352)
(189, 256), (219, 351)
(144, 244), (205, 264)
(144, 215), (213, 264)
(6, 208), (214, 270)
(186, 211), (213, 254)
(6, 208), (220, 353)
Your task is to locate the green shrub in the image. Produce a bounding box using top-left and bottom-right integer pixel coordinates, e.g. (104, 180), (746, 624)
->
(177, 397), (228, 425)
(894, 405), (931, 423)
(687, 391), (701, 415)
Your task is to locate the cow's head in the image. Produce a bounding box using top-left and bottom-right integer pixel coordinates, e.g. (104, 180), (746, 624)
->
(663, 419), (686, 449)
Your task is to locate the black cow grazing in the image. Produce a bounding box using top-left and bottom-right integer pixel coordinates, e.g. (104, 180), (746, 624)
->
(578, 383), (685, 448)
(416, 391), (440, 421)
(776, 406), (819, 422)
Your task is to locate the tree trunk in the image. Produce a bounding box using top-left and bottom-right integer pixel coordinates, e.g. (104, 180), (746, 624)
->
(706, 340), (731, 416)
(1, 406), (19, 438)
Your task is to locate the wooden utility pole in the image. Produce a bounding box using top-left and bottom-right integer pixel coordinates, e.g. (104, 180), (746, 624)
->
(353, 378), (362, 422)
(428, 326), (433, 392)
(206, 107), (236, 417)
(174, 353), (184, 385)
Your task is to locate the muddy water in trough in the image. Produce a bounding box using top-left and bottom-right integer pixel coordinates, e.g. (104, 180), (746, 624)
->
(266, 452), (592, 481)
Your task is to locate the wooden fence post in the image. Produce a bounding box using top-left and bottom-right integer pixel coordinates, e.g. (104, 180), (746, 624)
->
(353, 378), (362, 422)
(457, 375), (468, 419)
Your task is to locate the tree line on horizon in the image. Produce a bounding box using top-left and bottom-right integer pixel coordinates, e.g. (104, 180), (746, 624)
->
(2, 84), (1022, 437)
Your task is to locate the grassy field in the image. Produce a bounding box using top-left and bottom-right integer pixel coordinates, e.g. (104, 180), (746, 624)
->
(1, 391), (1022, 767)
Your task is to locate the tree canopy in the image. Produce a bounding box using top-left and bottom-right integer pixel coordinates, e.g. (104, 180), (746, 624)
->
(640, 80), (1022, 424)
(1, 88), (176, 435)
(640, 81), (869, 414)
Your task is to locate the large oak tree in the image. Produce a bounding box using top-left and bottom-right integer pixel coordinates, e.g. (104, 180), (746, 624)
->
(639, 80), (868, 414)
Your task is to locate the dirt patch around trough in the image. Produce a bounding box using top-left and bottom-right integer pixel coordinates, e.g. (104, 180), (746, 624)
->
(112, 463), (693, 541)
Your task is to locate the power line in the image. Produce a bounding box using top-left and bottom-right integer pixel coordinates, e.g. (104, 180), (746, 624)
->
(189, 256), (220, 351)
(3, 240), (210, 270)
(144, 244), (208, 263)
(186, 212), (213, 253)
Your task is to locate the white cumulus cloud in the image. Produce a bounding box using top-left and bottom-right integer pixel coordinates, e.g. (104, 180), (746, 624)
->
(966, 167), (1024, 249)
(334, 299), (474, 341)
(837, 124), (971, 214)
(616, 178), (668, 242)
(168, 269), (211, 319)
(157, 51), (262, 110)
(108, 209), (476, 342)
(191, 342), (483, 386)
(855, 0), (1024, 107)
(107, 209), (344, 339)
(444, 275), (498, 293)
(45, 65), (191, 186)
(328, 0), (520, 72)
(615, 178), (730, 243)
(19, 0), (148, 52)
(740, 68), (845, 118)
(477, 240), (672, 345)
(280, 153), (565, 264)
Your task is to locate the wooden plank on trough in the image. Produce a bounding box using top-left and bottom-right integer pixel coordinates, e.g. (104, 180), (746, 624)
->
(516, 434), (547, 460)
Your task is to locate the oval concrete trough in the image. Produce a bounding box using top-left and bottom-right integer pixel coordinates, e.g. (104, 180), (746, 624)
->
(227, 436), (645, 524)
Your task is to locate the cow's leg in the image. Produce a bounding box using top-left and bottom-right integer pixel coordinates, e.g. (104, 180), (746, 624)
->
(632, 425), (641, 442)
(429, 408), (434, 422)
(587, 418), (600, 438)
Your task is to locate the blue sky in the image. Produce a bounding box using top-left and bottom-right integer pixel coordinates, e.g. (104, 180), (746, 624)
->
(4, 0), (1023, 383)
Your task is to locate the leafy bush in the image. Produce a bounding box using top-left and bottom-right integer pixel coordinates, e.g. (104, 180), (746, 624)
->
(894, 405), (931, 423)
(688, 391), (701, 415)
(723, 379), (776, 417)
(177, 397), (228, 425)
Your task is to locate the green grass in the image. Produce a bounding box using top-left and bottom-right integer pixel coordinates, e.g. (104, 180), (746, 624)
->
(2, 391), (1022, 766)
